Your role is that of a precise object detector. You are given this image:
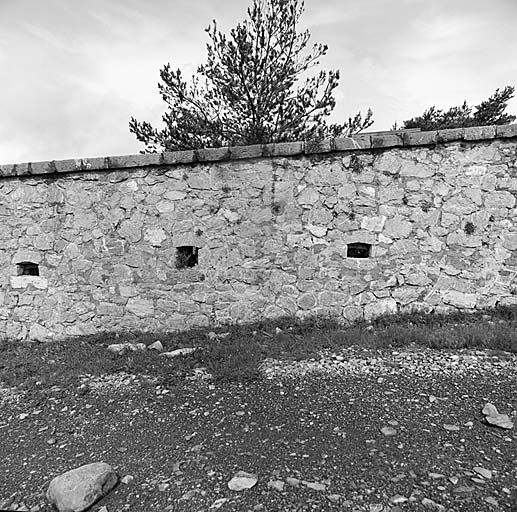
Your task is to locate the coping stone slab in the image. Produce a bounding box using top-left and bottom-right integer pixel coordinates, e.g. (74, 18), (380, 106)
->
(229, 144), (264, 160)
(371, 133), (404, 148)
(437, 128), (465, 143)
(464, 125), (497, 141)
(403, 130), (438, 146)
(496, 124), (517, 138)
(1, 124), (516, 179)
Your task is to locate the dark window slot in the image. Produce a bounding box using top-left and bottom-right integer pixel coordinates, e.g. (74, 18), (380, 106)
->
(17, 262), (39, 276)
(347, 242), (371, 259)
(176, 246), (199, 269)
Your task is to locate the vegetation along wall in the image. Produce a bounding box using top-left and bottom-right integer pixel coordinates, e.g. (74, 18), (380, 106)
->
(1, 124), (517, 341)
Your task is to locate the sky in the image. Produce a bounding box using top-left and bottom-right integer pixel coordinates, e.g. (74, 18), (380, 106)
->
(1, 0), (516, 164)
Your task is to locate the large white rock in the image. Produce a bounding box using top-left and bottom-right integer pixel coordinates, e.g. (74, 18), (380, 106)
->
(482, 403), (514, 430)
(227, 471), (258, 491)
(47, 462), (118, 512)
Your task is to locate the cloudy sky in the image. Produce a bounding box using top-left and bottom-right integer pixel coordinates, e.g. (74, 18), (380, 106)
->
(1, 0), (516, 164)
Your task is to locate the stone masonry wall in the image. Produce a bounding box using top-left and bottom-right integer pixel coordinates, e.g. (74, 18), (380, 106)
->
(1, 124), (517, 340)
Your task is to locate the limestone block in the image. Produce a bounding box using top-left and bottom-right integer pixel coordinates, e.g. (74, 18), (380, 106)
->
(307, 225), (327, 237)
(337, 183), (357, 199)
(162, 314), (186, 331)
(389, 240), (419, 255)
(71, 209), (96, 230)
(352, 196), (376, 209)
(156, 200), (175, 214)
(361, 215), (386, 232)
(310, 207), (334, 225)
(373, 152), (402, 174)
(185, 314), (210, 327)
(497, 177), (517, 191)
(276, 296), (298, 314)
(47, 186), (66, 204)
(441, 212), (459, 228)
(464, 188), (482, 205)
(297, 187), (320, 206)
(364, 297), (397, 320)
(378, 233), (393, 244)
(442, 290), (477, 309)
(351, 169), (375, 184)
(378, 186), (404, 203)
(374, 288), (391, 298)
(12, 249), (42, 264)
(464, 164), (487, 177)
(392, 286), (423, 305)
(10, 276), (48, 289)
(178, 301), (200, 314)
(297, 293), (317, 310)
(112, 264), (132, 282)
(343, 304), (363, 322)
(164, 190), (186, 201)
(419, 237), (443, 253)
(96, 302), (124, 317)
(383, 217), (412, 239)
(187, 175), (211, 189)
(318, 291), (347, 307)
(119, 219), (142, 242)
(442, 196), (478, 215)
(359, 186), (376, 198)
(446, 232), (482, 248)
(145, 227), (168, 247)
(405, 273), (432, 286)
(502, 233), (517, 251)
(400, 160), (435, 178)
(306, 166), (344, 186)
(126, 298), (154, 317)
(485, 191), (516, 209)
(29, 323), (53, 341)
(32, 234), (53, 250)
(481, 174), (497, 191)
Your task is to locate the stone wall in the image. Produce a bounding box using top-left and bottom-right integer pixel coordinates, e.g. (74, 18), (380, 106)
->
(1, 124), (517, 340)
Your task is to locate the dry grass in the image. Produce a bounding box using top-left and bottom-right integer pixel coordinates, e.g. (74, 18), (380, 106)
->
(1, 305), (516, 388)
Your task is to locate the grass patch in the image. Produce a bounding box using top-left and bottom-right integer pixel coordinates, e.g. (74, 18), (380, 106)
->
(1, 305), (516, 389)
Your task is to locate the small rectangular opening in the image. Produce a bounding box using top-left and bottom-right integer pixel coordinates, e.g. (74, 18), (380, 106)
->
(347, 242), (371, 259)
(17, 262), (39, 276)
(176, 246), (199, 269)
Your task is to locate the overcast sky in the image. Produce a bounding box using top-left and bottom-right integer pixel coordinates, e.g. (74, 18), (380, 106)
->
(1, 0), (516, 164)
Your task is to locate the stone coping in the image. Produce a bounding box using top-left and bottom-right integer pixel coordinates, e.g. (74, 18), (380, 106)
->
(1, 124), (516, 179)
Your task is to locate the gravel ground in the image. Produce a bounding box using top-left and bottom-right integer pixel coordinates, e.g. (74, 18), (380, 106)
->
(0, 346), (516, 512)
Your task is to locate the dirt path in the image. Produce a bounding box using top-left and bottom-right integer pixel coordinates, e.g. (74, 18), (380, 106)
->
(1, 347), (516, 511)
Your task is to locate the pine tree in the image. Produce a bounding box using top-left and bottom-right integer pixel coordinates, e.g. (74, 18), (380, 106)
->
(130, 0), (373, 152)
(400, 86), (515, 131)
